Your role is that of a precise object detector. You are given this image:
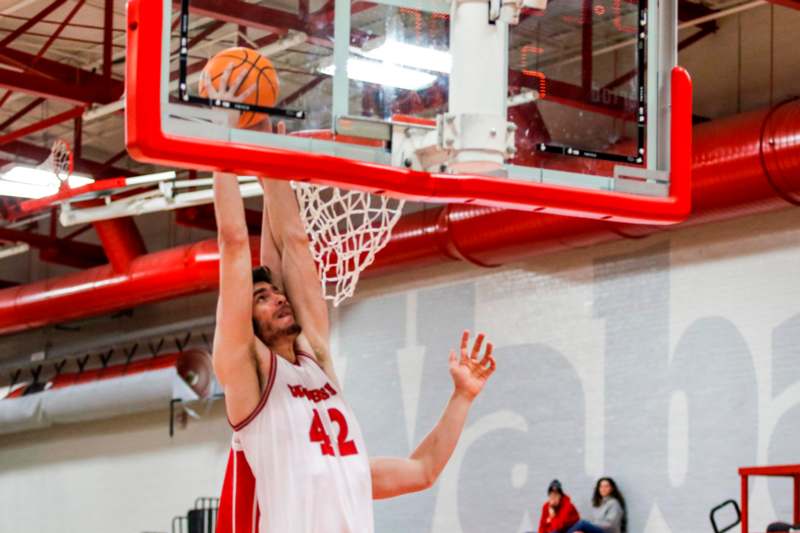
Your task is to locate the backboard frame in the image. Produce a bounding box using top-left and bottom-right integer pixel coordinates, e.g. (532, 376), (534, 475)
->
(126, 0), (692, 225)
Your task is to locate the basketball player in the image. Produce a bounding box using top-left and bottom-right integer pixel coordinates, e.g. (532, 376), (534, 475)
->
(207, 64), (497, 533)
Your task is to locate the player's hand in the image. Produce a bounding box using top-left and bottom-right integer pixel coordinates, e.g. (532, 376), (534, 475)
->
(199, 63), (256, 128)
(448, 330), (496, 401)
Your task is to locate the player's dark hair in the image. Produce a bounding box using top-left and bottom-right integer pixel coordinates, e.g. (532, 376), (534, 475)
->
(252, 266), (273, 339)
(252, 265), (273, 286)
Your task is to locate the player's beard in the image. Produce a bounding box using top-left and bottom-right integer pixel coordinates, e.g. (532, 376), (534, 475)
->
(256, 319), (302, 346)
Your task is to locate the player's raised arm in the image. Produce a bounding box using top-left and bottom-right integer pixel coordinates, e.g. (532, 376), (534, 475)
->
(369, 331), (496, 499)
(212, 171), (263, 426)
(256, 120), (287, 289)
(262, 178), (334, 381)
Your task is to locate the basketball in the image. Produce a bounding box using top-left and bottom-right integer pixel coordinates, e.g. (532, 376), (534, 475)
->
(198, 47), (280, 128)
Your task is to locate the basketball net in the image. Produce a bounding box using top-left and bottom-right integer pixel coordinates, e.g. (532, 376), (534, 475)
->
(292, 183), (405, 306)
(39, 139), (74, 185)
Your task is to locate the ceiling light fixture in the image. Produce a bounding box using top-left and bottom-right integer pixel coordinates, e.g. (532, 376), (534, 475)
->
(320, 57), (439, 91)
(0, 166), (94, 199)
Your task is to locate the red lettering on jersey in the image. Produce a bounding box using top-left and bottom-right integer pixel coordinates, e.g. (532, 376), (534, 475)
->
(287, 383), (338, 404)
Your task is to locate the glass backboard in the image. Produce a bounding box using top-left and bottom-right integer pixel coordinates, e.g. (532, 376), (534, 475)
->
(126, 0), (692, 224)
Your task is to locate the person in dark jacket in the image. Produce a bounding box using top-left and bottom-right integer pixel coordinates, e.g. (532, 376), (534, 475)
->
(538, 479), (581, 533)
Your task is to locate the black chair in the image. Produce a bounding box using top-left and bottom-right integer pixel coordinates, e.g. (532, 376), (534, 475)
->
(171, 497), (219, 533)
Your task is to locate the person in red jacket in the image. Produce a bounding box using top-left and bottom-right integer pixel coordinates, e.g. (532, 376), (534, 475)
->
(538, 479), (581, 533)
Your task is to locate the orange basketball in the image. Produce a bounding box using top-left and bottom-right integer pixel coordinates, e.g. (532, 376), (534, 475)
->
(198, 47), (280, 128)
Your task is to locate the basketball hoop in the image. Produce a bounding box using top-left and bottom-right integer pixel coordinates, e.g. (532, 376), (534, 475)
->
(39, 139), (74, 185)
(292, 183), (404, 307)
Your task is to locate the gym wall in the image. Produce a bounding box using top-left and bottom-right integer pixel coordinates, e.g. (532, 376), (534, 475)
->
(1, 207), (799, 533)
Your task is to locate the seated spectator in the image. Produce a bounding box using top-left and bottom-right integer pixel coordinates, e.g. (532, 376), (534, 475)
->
(566, 477), (626, 533)
(538, 479), (580, 533)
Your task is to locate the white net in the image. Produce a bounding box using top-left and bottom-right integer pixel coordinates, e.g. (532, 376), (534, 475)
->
(38, 139), (73, 183)
(292, 183), (405, 306)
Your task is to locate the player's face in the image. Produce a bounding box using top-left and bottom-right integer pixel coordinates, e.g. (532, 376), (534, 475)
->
(252, 282), (301, 344)
(598, 480), (613, 498)
(548, 492), (562, 506)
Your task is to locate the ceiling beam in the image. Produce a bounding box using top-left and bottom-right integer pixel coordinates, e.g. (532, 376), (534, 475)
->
(0, 47), (123, 103)
(0, 67), (119, 105)
(180, 0), (306, 33)
(0, 226), (107, 269)
(0, 97), (45, 132)
(0, 0), (70, 49)
(766, 0), (800, 9)
(0, 106), (84, 147)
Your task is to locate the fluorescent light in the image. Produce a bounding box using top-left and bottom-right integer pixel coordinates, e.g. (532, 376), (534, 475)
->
(321, 57), (438, 91)
(364, 41), (451, 74)
(0, 166), (94, 199)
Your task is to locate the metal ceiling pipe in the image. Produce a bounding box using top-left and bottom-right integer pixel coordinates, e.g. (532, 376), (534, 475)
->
(0, 239), (222, 333)
(0, 99), (797, 335)
(92, 217), (147, 272)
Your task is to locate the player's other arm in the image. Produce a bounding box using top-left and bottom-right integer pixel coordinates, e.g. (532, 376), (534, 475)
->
(213, 171), (263, 426)
(256, 121), (286, 289)
(262, 179), (335, 382)
(370, 331), (496, 499)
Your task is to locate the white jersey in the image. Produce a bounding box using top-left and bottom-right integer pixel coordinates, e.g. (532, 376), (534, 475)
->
(232, 348), (374, 533)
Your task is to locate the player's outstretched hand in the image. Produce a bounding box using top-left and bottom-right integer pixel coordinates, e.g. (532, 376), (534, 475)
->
(199, 64), (256, 128)
(449, 330), (496, 401)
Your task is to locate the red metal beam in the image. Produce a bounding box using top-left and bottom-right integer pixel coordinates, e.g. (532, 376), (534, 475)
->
(767, 0), (800, 8)
(0, 47), (123, 103)
(0, 0), (70, 48)
(0, 67), (118, 105)
(103, 0), (114, 80)
(179, 0), (306, 33)
(0, 0), (86, 120)
(34, 0), (87, 63)
(96, 149), (129, 177)
(0, 28), (125, 49)
(0, 106), (85, 147)
(73, 115), (83, 160)
(171, 20), (225, 55)
(0, 98), (45, 132)
(0, 13), (127, 33)
(0, 227), (106, 269)
(280, 75), (327, 106)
